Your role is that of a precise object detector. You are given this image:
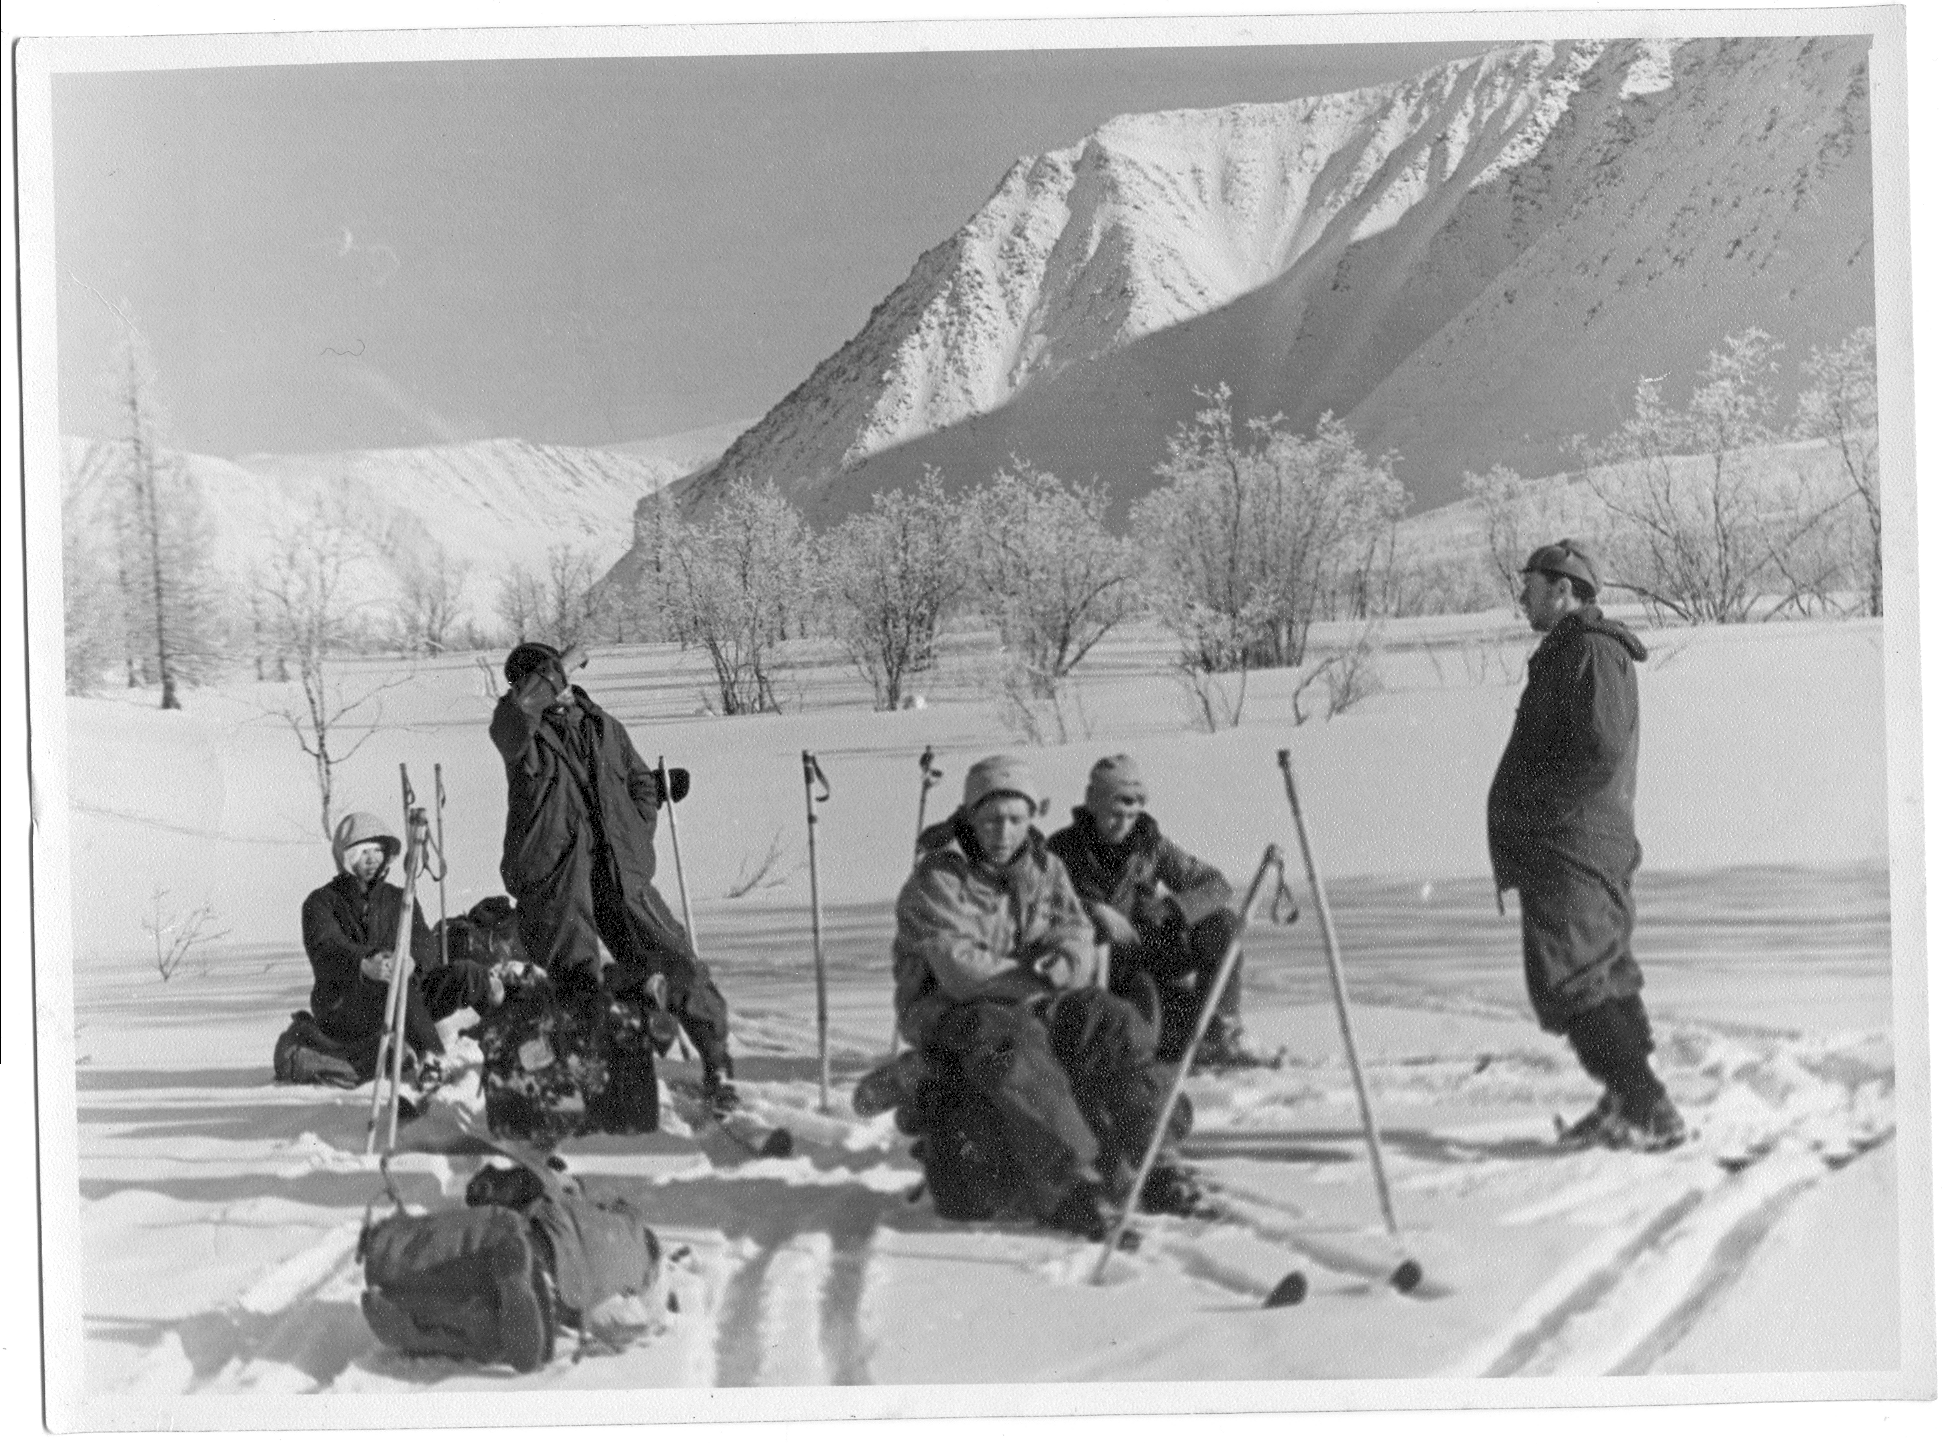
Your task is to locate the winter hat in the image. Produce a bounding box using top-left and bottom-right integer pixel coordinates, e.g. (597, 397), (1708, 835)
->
(1085, 754), (1147, 809)
(332, 811), (400, 872)
(1521, 538), (1600, 598)
(504, 641), (564, 687)
(962, 755), (1041, 816)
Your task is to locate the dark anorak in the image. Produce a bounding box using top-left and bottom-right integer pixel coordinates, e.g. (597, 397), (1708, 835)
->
(1487, 606), (1651, 1030)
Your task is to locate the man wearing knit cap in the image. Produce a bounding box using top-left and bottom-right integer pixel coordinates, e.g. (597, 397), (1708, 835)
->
(1049, 754), (1260, 1069)
(490, 640), (739, 1113)
(880, 754), (1201, 1240)
(300, 810), (503, 1086)
(1489, 539), (1686, 1152)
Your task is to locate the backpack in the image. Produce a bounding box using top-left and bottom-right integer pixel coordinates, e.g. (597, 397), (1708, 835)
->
(479, 976), (659, 1143)
(359, 1151), (662, 1372)
(358, 1201), (557, 1372)
(272, 1011), (363, 1089)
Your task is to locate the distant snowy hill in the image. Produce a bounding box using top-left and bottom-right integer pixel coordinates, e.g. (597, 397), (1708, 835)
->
(662, 35), (1872, 535)
(62, 435), (704, 626)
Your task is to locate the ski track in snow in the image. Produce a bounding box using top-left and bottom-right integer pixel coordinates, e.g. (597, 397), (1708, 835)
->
(86, 989), (1894, 1393)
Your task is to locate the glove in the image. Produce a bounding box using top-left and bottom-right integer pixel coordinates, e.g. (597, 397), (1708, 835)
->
(655, 764), (691, 806)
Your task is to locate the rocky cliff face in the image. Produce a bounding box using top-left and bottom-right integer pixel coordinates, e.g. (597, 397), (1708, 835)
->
(668, 35), (1872, 532)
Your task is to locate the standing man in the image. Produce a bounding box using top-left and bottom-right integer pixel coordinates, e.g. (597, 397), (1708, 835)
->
(1048, 755), (1263, 1069)
(490, 641), (739, 1110)
(1488, 540), (1686, 1151)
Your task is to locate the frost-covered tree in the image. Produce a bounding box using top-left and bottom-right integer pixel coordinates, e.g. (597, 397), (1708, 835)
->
(1795, 326), (1880, 615)
(1134, 386), (1404, 673)
(390, 543), (471, 655)
(662, 479), (816, 714)
(823, 470), (965, 710)
(966, 464), (1142, 698)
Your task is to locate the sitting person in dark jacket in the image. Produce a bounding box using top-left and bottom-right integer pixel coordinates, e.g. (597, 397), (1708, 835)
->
(871, 755), (1201, 1238)
(1048, 755), (1264, 1069)
(300, 810), (503, 1087)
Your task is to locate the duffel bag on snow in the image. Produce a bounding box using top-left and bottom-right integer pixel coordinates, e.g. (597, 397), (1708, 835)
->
(466, 1156), (662, 1334)
(272, 1010), (362, 1089)
(357, 1202), (556, 1373)
(478, 976), (659, 1143)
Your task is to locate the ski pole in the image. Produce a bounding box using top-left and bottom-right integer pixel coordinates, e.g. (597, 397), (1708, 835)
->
(1277, 749), (1422, 1293)
(657, 757), (697, 1065)
(1093, 843), (1287, 1282)
(913, 745), (942, 858)
(890, 746), (947, 1053)
(366, 768), (425, 1154)
(802, 750), (833, 1112)
(433, 764), (449, 972)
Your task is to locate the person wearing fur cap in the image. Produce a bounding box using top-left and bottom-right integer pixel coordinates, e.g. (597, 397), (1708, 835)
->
(1048, 754), (1265, 1070)
(300, 811), (504, 1086)
(1489, 539), (1687, 1152)
(878, 754), (1202, 1239)
(489, 640), (739, 1110)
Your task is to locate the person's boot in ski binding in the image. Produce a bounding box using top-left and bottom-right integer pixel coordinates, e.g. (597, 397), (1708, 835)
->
(1192, 1018), (1269, 1072)
(852, 1050), (934, 1118)
(1138, 1162), (1208, 1218)
(1555, 1089), (1621, 1149)
(1041, 1178), (1137, 1248)
(1602, 1094), (1689, 1153)
(700, 1060), (740, 1118)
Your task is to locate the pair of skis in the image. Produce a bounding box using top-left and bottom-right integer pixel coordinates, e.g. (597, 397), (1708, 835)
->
(364, 765), (442, 1155)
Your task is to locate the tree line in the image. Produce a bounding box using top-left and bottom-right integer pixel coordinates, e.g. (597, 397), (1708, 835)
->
(63, 321), (1881, 728)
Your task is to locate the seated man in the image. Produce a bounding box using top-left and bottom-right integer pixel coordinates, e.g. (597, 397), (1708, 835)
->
(300, 811), (503, 1087)
(1048, 755), (1261, 1069)
(885, 755), (1200, 1239)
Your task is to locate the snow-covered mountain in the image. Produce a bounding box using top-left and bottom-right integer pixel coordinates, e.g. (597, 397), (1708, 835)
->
(665, 35), (1872, 533)
(62, 436), (698, 626)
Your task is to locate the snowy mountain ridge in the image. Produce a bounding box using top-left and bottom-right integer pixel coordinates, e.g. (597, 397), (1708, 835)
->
(672, 35), (1872, 530)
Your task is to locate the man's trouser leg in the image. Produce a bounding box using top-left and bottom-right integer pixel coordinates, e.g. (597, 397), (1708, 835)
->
(594, 870), (736, 1076)
(929, 1000), (1103, 1217)
(1113, 911), (1241, 1062)
(1036, 988), (1177, 1186)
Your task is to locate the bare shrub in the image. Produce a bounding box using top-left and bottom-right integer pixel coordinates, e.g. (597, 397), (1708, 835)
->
(1795, 326), (1879, 614)
(724, 830), (794, 898)
(1291, 627), (1385, 724)
(390, 543), (472, 655)
(662, 479), (816, 715)
(143, 888), (229, 982)
(965, 464), (1142, 699)
(824, 470), (965, 710)
(1136, 385), (1404, 673)
(994, 661), (1094, 748)
(254, 499), (411, 838)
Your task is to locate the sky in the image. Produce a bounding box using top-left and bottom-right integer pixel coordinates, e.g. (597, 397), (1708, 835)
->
(50, 40), (1494, 458)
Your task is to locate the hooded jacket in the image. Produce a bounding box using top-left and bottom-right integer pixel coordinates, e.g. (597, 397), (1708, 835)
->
(300, 859), (437, 1039)
(1046, 810), (1233, 937)
(488, 674), (686, 960)
(1487, 606), (1650, 885)
(893, 810), (1094, 1048)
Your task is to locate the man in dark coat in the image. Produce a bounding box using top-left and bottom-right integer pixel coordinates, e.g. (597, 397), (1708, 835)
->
(1488, 539), (1686, 1151)
(880, 755), (1201, 1238)
(300, 810), (502, 1085)
(489, 641), (738, 1106)
(1047, 755), (1262, 1068)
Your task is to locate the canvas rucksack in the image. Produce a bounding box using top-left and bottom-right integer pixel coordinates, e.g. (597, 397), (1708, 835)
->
(359, 1149), (662, 1373)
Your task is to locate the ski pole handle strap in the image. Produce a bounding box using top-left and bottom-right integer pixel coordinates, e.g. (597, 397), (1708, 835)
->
(802, 751), (831, 802)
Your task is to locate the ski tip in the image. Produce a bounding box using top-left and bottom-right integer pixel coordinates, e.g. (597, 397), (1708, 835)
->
(1263, 1271), (1308, 1309)
(1389, 1259), (1425, 1294)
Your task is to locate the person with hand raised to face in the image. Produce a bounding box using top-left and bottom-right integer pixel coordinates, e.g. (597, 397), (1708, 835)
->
(489, 640), (738, 1112)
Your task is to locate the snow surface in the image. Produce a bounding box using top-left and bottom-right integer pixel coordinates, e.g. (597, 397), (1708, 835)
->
(45, 613), (1909, 1426)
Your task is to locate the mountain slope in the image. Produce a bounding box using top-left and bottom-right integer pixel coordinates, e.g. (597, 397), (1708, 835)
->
(64, 436), (695, 626)
(662, 35), (1871, 534)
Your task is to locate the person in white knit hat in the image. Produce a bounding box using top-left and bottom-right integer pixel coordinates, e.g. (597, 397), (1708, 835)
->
(869, 754), (1201, 1240)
